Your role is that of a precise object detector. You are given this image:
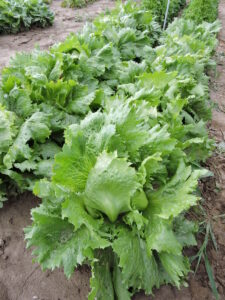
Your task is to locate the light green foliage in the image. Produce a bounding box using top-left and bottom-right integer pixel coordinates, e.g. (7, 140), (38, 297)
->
(0, 0), (220, 298)
(0, 1), (161, 197)
(146, 160), (209, 219)
(0, 105), (17, 154)
(3, 112), (51, 169)
(142, 0), (186, 26)
(61, 0), (94, 8)
(184, 0), (219, 24)
(25, 94), (212, 298)
(84, 152), (139, 222)
(25, 205), (110, 277)
(113, 229), (161, 293)
(0, 0), (54, 34)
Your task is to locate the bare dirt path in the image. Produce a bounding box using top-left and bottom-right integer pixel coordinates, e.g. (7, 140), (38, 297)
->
(0, 194), (91, 300)
(0, 0), (225, 299)
(0, 0), (115, 70)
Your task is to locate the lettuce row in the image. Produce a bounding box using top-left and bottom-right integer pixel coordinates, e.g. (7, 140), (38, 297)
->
(0, 0), (54, 34)
(24, 7), (219, 300)
(184, 0), (219, 24)
(0, 1), (218, 199)
(0, 0), (220, 297)
(142, 0), (186, 26)
(0, 1), (161, 197)
(61, 0), (96, 9)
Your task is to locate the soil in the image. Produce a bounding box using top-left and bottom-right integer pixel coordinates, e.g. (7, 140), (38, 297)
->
(0, 0), (225, 300)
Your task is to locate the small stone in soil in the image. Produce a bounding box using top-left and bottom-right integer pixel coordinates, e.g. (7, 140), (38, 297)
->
(0, 238), (4, 247)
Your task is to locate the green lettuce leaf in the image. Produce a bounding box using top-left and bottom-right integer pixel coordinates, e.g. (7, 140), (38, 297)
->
(113, 228), (160, 295)
(25, 206), (110, 278)
(84, 151), (140, 222)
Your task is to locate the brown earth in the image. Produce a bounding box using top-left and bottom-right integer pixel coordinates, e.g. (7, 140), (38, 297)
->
(0, 0), (225, 299)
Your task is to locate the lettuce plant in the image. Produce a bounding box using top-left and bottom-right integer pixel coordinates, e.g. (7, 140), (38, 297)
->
(0, 0), (54, 34)
(142, 0), (186, 26)
(184, 0), (219, 24)
(0, 1), (220, 297)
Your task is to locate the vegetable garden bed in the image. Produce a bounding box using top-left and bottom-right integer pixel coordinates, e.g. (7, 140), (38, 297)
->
(0, 0), (225, 299)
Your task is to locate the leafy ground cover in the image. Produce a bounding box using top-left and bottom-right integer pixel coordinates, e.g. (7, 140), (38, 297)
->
(62, 0), (185, 18)
(0, 1), (161, 205)
(0, 0), (54, 34)
(24, 15), (219, 297)
(0, 0), (221, 299)
(61, 0), (95, 8)
(184, 0), (219, 23)
(142, 0), (186, 26)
